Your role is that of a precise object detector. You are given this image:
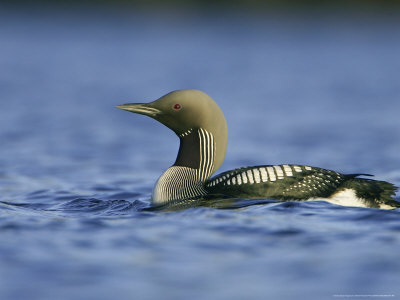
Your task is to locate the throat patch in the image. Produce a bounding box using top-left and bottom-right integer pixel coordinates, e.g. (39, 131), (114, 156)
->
(174, 130), (200, 169)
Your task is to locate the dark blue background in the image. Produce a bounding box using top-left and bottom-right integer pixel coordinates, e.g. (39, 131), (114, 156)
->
(1, 4), (399, 300)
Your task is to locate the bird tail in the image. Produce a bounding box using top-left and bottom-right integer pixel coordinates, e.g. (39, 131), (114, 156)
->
(342, 176), (399, 208)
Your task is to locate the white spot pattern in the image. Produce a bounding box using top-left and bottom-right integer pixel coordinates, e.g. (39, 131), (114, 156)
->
(274, 165), (284, 179)
(206, 164), (349, 203)
(241, 172), (248, 184)
(247, 170), (255, 184)
(178, 128), (193, 138)
(267, 167), (276, 181)
(260, 168), (268, 182)
(294, 166), (302, 172)
(253, 169), (261, 183)
(236, 174), (242, 185)
(283, 165), (293, 176)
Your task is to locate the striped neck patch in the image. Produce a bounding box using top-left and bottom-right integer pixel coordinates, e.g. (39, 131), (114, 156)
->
(152, 128), (216, 204)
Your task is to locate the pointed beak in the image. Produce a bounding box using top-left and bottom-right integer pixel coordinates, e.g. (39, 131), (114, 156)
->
(116, 103), (161, 117)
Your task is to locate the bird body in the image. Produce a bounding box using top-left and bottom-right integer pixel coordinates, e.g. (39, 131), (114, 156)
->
(117, 90), (398, 209)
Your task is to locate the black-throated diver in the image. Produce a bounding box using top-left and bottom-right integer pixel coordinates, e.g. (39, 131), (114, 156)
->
(117, 89), (398, 209)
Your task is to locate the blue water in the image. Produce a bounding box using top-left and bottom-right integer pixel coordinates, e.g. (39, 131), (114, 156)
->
(1, 5), (400, 300)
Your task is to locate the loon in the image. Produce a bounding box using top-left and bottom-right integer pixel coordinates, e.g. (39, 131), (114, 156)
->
(117, 89), (399, 209)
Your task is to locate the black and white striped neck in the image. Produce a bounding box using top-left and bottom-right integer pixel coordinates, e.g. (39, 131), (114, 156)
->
(152, 128), (216, 204)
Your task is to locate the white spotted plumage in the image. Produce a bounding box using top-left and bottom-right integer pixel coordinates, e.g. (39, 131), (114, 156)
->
(294, 166), (302, 172)
(253, 169), (261, 183)
(274, 165), (284, 179)
(283, 165), (293, 176)
(207, 164), (308, 188)
(260, 168), (268, 182)
(247, 170), (255, 184)
(267, 167), (276, 181)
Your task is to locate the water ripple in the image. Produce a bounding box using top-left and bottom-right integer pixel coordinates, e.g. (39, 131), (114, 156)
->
(51, 198), (148, 216)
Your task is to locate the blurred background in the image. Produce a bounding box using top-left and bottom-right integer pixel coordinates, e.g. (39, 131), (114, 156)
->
(1, 0), (400, 177)
(1, 1), (400, 300)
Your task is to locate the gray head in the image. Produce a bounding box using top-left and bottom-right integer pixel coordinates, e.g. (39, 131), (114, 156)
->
(117, 89), (228, 174)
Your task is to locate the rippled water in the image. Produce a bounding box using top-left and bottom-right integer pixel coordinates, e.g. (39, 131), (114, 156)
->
(1, 5), (400, 300)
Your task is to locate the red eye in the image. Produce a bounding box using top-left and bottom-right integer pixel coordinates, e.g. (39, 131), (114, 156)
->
(173, 104), (181, 110)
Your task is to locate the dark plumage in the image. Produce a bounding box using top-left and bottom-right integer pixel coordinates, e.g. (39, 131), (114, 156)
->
(117, 90), (398, 209)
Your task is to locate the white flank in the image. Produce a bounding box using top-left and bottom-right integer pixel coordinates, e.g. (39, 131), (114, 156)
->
(379, 204), (395, 209)
(321, 189), (366, 207)
(308, 189), (366, 207)
(309, 188), (394, 209)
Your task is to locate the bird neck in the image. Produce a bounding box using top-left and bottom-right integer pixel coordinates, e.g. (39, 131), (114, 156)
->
(152, 128), (218, 205)
(173, 128), (217, 181)
(174, 129), (200, 169)
(152, 117), (227, 205)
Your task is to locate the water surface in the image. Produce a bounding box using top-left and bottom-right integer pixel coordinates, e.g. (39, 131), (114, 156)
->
(1, 6), (400, 300)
